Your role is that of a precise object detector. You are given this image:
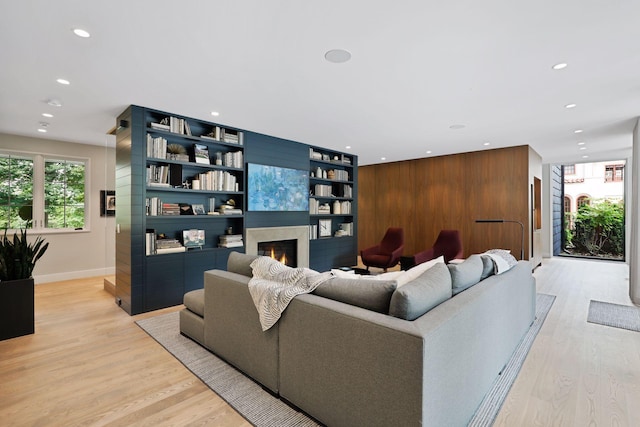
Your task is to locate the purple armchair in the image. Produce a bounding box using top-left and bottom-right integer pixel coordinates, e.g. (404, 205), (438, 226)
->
(406, 230), (463, 269)
(360, 227), (404, 271)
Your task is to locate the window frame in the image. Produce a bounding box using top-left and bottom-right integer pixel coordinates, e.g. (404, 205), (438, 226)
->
(604, 164), (624, 182)
(0, 149), (91, 234)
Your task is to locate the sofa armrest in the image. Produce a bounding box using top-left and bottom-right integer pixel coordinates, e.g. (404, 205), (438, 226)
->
(413, 247), (436, 265)
(360, 244), (381, 257)
(203, 269), (280, 393)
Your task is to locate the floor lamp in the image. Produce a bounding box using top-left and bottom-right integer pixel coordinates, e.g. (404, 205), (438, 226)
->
(475, 219), (525, 260)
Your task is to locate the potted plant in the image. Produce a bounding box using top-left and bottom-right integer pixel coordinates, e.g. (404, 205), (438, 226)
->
(0, 229), (49, 340)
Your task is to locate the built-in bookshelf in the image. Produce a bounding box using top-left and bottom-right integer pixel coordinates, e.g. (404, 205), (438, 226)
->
(308, 147), (356, 241)
(115, 106), (246, 314)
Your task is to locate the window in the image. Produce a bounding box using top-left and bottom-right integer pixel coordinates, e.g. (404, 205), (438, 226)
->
(0, 152), (88, 230)
(564, 196), (571, 213)
(605, 164), (624, 182)
(577, 195), (590, 209)
(564, 164), (575, 175)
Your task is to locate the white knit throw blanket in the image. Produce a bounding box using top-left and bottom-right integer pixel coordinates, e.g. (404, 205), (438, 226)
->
(248, 257), (333, 331)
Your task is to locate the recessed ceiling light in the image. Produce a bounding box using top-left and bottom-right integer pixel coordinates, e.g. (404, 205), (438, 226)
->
(37, 128), (47, 133)
(579, 147), (587, 150)
(577, 142), (585, 146)
(449, 124), (465, 130)
(426, 150), (432, 154)
(73, 28), (91, 38)
(565, 103), (577, 109)
(42, 113), (53, 118)
(210, 111), (219, 117)
(574, 129), (583, 134)
(39, 121), (49, 127)
(345, 146), (351, 149)
(381, 157), (386, 161)
(46, 99), (62, 107)
(56, 78), (70, 85)
(483, 142), (491, 146)
(325, 49), (352, 63)
(552, 63), (568, 70)
(582, 155), (589, 159)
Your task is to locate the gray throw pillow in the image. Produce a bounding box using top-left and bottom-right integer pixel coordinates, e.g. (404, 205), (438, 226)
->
(388, 262), (452, 321)
(448, 254), (483, 295)
(480, 255), (495, 280)
(313, 277), (398, 313)
(227, 252), (259, 277)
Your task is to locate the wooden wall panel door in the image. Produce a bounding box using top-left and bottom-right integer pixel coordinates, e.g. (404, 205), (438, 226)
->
(464, 147), (529, 258)
(357, 165), (377, 252)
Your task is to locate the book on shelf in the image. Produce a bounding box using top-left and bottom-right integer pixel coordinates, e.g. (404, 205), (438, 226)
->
(155, 246), (186, 254)
(155, 238), (182, 249)
(150, 122), (170, 131)
(218, 234), (244, 248)
(193, 144), (210, 164)
(146, 134), (167, 159)
(145, 229), (156, 255)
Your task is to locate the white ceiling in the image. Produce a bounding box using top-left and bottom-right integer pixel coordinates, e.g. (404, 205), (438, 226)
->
(1, 1), (639, 166)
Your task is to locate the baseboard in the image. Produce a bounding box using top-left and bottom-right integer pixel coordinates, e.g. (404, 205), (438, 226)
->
(34, 267), (116, 284)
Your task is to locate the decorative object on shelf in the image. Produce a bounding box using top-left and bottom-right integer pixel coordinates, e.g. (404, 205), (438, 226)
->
(319, 219), (332, 237)
(183, 229), (205, 249)
(100, 190), (115, 216)
(166, 143), (189, 162)
(475, 219), (525, 260)
(0, 228), (49, 340)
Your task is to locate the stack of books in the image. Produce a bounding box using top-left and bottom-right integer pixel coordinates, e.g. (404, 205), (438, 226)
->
(155, 238), (185, 254)
(219, 234), (244, 248)
(161, 203), (180, 216)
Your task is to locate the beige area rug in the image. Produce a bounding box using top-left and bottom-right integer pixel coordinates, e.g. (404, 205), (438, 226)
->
(137, 293), (555, 427)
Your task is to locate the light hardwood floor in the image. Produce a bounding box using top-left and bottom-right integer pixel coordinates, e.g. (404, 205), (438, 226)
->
(0, 257), (638, 426)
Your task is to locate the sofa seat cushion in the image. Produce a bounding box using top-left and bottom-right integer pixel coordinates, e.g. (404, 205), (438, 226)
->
(388, 262), (452, 320)
(313, 277), (398, 313)
(183, 288), (205, 317)
(448, 254), (483, 295)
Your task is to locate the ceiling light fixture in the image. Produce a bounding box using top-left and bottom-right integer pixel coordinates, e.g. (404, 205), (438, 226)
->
(574, 129), (583, 134)
(73, 28), (91, 38)
(345, 146), (351, 149)
(579, 147), (587, 151)
(42, 113), (53, 118)
(483, 142), (491, 146)
(57, 78), (70, 85)
(449, 124), (465, 130)
(210, 111), (219, 117)
(577, 142), (585, 146)
(552, 63), (568, 70)
(39, 121), (49, 127)
(37, 128), (47, 133)
(565, 103), (577, 109)
(325, 49), (352, 63)
(381, 157), (386, 161)
(46, 99), (62, 107)
(582, 155), (589, 159)
(426, 150), (432, 154)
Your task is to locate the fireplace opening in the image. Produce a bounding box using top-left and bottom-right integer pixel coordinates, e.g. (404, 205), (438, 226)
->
(257, 239), (297, 267)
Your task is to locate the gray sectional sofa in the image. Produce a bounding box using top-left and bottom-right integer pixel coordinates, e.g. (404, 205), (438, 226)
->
(180, 252), (536, 427)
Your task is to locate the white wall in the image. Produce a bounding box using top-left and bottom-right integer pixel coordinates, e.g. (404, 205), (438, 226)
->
(0, 133), (116, 283)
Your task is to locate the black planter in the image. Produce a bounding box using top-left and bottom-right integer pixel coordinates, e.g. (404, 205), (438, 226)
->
(0, 277), (35, 340)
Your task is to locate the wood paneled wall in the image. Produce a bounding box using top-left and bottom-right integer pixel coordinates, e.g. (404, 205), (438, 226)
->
(358, 146), (535, 260)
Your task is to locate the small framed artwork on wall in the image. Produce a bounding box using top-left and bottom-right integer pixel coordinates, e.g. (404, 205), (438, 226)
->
(101, 190), (115, 216)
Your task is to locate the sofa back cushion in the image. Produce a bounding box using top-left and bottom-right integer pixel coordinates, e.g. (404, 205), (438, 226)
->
(313, 278), (398, 313)
(448, 254), (483, 295)
(388, 262), (452, 320)
(227, 252), (259, 277)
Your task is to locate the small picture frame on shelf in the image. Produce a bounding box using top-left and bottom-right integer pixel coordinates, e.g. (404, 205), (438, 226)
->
(319, 218), (332, 237)
(192, 204), (206, 215)
(193, 143), (210, 164)
(183, 229), (205, 248)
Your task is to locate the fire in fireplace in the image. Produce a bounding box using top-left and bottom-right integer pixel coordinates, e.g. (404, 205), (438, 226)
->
(257, 239), (297, 267)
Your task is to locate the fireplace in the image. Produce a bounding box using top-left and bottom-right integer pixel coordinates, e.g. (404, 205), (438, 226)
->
(245, 226), (309, 268)
(258, 239), (297, 267)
